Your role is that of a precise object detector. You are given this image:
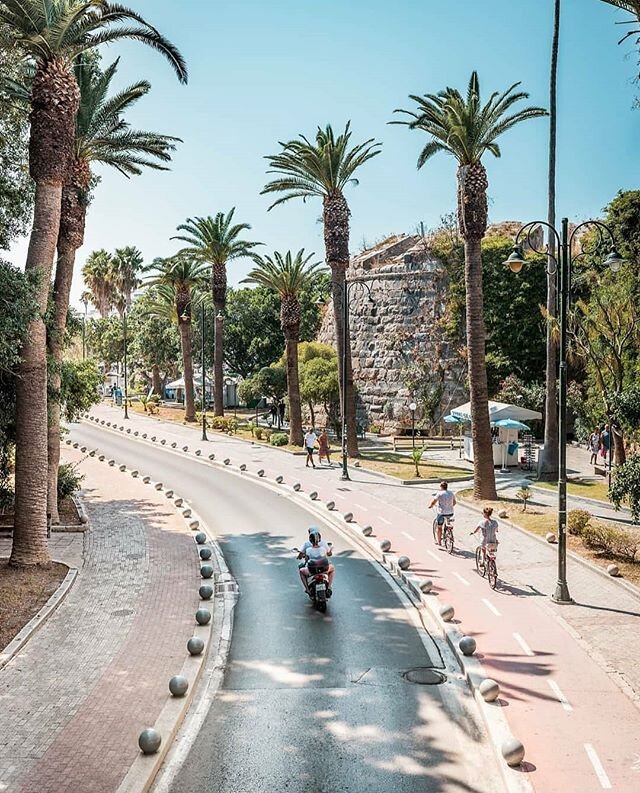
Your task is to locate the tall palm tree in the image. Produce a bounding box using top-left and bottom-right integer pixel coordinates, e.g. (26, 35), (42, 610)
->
(243, 250), (326, 446)
(261, 123), (381, 458)
(145, 256), (208, 423)
(540, 0), (561, 480)
(43, 58), (177, 522)
(0, 0), (186, 567)
(173, 210), (261, 416)
(111, 245), (145, 315)
(394, 72), (546, 499)
(82, 249), (113, 317)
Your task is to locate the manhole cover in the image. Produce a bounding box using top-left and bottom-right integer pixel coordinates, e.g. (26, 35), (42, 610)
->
(403, 668), (447, 685)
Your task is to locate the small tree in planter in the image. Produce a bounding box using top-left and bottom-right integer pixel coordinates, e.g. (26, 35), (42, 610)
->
(411, 447), (423, 478)
(516, 483), (532, 512)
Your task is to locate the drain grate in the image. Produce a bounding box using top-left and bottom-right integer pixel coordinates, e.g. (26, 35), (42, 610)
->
(402, 668), (447, 685)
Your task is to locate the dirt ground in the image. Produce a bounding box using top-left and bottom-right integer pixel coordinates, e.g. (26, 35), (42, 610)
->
(0, 560), (68, 651)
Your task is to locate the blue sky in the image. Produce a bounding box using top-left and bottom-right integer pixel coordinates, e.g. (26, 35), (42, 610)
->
(7, 0), (640, 307)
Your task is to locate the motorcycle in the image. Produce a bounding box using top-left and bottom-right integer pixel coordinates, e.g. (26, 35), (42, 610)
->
(293, 544), (332, 613)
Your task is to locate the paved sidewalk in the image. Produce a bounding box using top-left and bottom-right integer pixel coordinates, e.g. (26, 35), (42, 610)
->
(0, 447), (201, 793)
(90, 404), (640, 792)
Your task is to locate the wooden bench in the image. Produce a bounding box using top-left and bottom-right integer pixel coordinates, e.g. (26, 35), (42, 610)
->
(392, 436), (462, 452)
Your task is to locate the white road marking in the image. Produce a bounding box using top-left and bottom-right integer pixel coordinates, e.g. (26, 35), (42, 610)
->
(584, 744), (612, 789)
(401, 531), (416, 541)
(547, 679), (572, 712)
(482, 598), (502, 617)
(377, 515), (392, 525)
(513, 632), (534, 657)
(453, 572), (470, 587)
(426, 550), (440, 562)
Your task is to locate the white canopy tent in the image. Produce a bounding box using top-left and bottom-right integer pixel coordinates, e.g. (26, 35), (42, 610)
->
(450, 400), (541, 467)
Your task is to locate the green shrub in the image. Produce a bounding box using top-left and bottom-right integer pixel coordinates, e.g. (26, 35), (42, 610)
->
(610, 454), (640, 524)
(247, 420), (255, 438)
(582, 521), (639, 562)
(568, 509), (591, 536)
(271, 432), (288, 447)
(264, 428), (272, 443)
(148, 394), (160, 404)
(370, 424), (382, 434)
(255, 427), (264, 440)
(57, 462), (85, 503)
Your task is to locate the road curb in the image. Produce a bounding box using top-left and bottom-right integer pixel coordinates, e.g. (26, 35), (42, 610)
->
(0, 566), (78, 671)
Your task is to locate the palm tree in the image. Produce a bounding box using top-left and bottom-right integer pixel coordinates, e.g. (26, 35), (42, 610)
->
(243, 250), (326, 446)
(173, 210), (261, 416)
(145, 256), (208, 423)
(43, 58), (178, 522)
(540, 0), (561, 480)
(111, 246), (145, 315)
(82, 249), (113, 317)
(394, 72), (546, 500)
(0, 0), (186, 567)
(261, 123), (381, 458)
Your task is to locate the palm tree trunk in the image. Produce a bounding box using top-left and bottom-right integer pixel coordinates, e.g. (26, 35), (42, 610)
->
(284, 328), (303, 446)
(11, 182), (63, 566)
(152, 364), (162, 395)
(179, 319), (197, 422)
(539, 0), (561, 481)
(214, 301), (225, 416)
(324, 193), (359, 456)
(457, 163), (497, 500)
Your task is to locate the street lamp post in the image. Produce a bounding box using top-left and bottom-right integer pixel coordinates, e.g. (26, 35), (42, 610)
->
(201, 302), (208, 441)
(409, 401), (417, 449)
(123, 310), (129, 420)
(504, 217), (624, 605)
(82, 299), (87, 360)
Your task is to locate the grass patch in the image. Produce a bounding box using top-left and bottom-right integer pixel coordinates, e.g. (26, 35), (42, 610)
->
(358, 451), (469, 481)
(535, 479), (613, 504)
(0, 560), (68, 651)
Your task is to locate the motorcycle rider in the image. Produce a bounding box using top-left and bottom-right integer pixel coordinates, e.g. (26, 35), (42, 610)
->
(297, 528), (335, 597)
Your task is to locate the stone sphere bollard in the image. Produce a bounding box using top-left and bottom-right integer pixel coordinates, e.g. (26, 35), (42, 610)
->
(98, 454), (105, 461)
(66, 439), (72, 445)
(195, 608), (211, 625)
(239, 463), (247, 471)
(174, 497), (184, 507)
(165, 490), (174, 499)
(200, 564), (214, 579)
(134, 431), (139, 437)
(343, 512), (353, 522)
(293, 482), (301, 491)
(169, 675), (189, 697)
(380, 539), (392, 552)
(142, 433), (147, 439)
(89, 450), (96, 457)
(502, 738), (525, 767)
(361, 525), (373, 536)
(160, 439), (166, 445)
(479, 678), (500, 702)
(199, 547), (212, 561)
(309, 491), (318, 500)
(138, 728), (161, 755)
(546, 532), (557, 544)
(182, 446), (189, 452)
(154, 482), (163, 491)
(257, 469), (265, 477)
(81, 446), (87, 453)
(607, 563), (620, 577)
(151, 436), (157, 442)
(224, 458), (231, 466)
(142, 476), (151, 484)
(182, 507), (192, 518)
(189, 519), (200, 531)
(398, 555), (411, 571)
(131, 470), (139, 478)
(171, 442), (177, 448)
(105, 421), (110, 426)
(439, 604), (455, 622)
(195, 449), (202, 456)
(498, 509), (508, 519)
(119, 464), (126, 472)
(275, 475), (284, 483)
(199, 584), (213, 600)
(187, 636), (204, 656)
(209, 454), (216, 461)
(459, 636), (477, 656)
(420, 578), (433, 593)
(73, 442), (79, 449)
(326, 500), (335, 511)
(195, 532), (207, 544)
(108, 459), (115, 467)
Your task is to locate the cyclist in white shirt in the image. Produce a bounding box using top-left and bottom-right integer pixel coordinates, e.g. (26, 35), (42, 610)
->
(429, 480), (456, 545)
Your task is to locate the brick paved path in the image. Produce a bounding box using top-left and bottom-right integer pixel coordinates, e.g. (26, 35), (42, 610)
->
(0, 448), (200, 793)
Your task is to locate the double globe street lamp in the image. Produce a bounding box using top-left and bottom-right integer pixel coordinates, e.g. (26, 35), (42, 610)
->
(504, 217), (625, 604)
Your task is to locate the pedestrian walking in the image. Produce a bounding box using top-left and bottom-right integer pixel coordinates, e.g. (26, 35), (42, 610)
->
(318, 429), (331, 466)
(589, 428), (600, 465)
(600, 424), (610, 462)
(269, 401), (277, 427)
(279, 401), (286, 427)
(304, 428), (318, 468)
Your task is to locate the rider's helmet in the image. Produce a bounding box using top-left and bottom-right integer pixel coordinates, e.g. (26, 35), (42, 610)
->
(308, 530), (321, 545)
(308, 526), (320, 535)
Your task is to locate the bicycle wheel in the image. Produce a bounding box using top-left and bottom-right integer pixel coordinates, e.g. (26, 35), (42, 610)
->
(487, 559), (498, 590)
(475, 546), (486, 577)
(433, 519), (440, 545)
(444, 527), (454, 554)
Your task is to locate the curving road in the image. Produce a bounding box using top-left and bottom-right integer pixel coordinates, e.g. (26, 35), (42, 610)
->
(71, 423), (502, 793)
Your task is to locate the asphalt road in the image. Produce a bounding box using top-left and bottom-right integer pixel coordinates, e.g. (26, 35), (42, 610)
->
(71, 423), (501, 793)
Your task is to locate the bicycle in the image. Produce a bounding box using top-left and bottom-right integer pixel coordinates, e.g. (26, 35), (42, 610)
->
(475, 543), (498, 589)
(433, 513), (455, 554)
